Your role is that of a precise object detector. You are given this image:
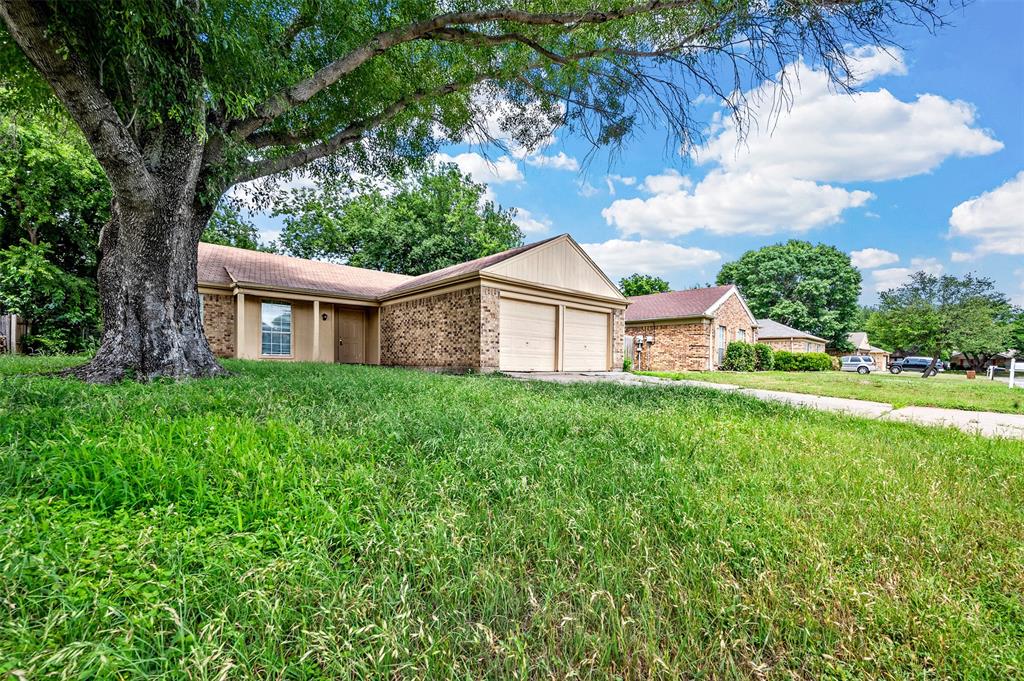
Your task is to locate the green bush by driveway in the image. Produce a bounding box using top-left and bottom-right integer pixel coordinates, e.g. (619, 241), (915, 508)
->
(1, 357), (1022, 677)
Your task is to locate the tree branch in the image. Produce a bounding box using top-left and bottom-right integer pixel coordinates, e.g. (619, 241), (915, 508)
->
(0, 0), (155, 208)
(231, 0), (703, 137)
(237, 74), (492, 182)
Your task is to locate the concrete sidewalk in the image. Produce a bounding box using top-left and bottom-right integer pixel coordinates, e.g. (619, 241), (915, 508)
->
(505, 371), (1024, 439)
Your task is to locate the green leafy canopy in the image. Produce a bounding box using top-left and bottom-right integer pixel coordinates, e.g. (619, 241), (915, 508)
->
(619, 273), (670, 297)
(272, 163), (522, 275)
(716, 240), (862, 346)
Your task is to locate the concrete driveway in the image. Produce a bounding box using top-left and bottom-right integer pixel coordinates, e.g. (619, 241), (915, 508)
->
(504, 371), (1024, 439)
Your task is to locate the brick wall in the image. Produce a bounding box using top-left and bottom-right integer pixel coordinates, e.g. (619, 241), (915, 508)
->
(710, 293), (756, 369)
(380, 286), (497, 372)
(762, 337), (826, 353)
(611, 308), (625, 370)
(479, 286), (500, 372)
(625, 319), (711, 372)
(201, 293), (235, 358)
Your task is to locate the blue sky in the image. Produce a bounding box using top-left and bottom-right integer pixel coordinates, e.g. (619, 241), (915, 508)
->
(251, 0), (1024, 305)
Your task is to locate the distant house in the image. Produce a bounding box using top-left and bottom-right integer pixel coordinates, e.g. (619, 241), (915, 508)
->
(842, 332), (890, 371)
(755, 319), (826, 353)
(625, 285), (757, 371)
(948, 349), (1018, 370)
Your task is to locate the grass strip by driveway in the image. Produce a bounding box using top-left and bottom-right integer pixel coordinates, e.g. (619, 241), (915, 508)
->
(1, 357), (1022, 678)
(640, 369), (1024, 415)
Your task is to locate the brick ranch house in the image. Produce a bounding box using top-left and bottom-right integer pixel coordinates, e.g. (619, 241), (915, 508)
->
(625, 285), (757, 372)
(198, 234), (626, 373)
(755, 319), (827, 353)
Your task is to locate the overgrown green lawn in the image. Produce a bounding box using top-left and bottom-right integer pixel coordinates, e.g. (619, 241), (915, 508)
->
(2, 357), (1022, 678)
(640, 369), (1024, 414)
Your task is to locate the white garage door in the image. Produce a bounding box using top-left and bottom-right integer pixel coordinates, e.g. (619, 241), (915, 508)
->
(563, 308), (609, 371)
(499, 299), (557, 371)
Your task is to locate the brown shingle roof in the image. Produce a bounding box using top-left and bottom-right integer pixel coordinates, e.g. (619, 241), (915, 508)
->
(625, 285), (736, 322)
(198, 243), (413, 299)
(197, 235), (565, 301)
(381, 234), (563, 298)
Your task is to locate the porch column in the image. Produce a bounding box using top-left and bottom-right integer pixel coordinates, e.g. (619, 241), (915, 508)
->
(313, 300), (320, 361)
(235, 293), (245, 358)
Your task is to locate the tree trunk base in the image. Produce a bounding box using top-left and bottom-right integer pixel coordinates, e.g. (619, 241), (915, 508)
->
(59, 352), (228, 384)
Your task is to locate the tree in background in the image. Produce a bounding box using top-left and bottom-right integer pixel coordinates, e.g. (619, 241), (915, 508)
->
(1009, 308), (1024, 356)
(1, 0), (950, 381)
(619, 273), (670, 297)
(0, 241), (99, 353)
(202, 204), (272, 253)
(275, 164), (521, 276)
(0, 115), (109, 278)
(869, 272), (1012, 376)
(716, 240), (861, 347)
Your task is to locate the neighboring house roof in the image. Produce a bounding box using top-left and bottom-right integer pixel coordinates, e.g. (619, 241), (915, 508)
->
(625, 285), (754, 323)
(198, 243), (413, 299)
(847, 331), (890, 355)
(197, 233), (618, 303)
(755, 319), (826, 343)
(382, 234), (562, 298)
(951, 349), (1018, 360)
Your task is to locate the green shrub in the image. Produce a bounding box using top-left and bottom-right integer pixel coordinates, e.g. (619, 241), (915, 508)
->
(623, 356), (633, 372)
(721, 341), (756, 371)
(774, 350), (833, 371)
(753, 343), (775, 371)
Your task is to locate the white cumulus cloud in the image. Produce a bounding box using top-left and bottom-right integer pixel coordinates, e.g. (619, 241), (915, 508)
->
(580, 239), (722, 280)
(948, 171), (1024, 256)
(434, 152), (523, 184)
(524, 151), (579, 171)
(602, 46), (998, 239)
(870, 257), (944, 293)
(697, 49), (1002, 183)
(603, 170), (872, 237)
(511, 208), (552, 235)
(850, 248), (899, 269)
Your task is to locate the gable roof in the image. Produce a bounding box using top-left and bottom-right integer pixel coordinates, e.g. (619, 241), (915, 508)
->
(198, 243), (413, 299)
(381, 234), (562, 298)
(197, 234), (608, 302)
(755, 319), (826, 343)
(846, 332), (889, 355)
(625, 285), (746, 322)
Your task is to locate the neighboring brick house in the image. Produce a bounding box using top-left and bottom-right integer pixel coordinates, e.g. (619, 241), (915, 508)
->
(837, 332), (890, 371)
(755, 319), (827, 353)
(625, 285), (757, 372)
(198, 234), (626, 373)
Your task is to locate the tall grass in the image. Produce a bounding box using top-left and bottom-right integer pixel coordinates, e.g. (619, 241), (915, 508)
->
(1, 358), (1022, 678)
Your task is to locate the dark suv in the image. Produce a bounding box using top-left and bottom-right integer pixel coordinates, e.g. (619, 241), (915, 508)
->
(890, 356), (944, 376)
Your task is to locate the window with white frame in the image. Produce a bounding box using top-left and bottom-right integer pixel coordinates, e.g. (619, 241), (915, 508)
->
(261, 301), (292, 356)
(737, 329), (746, 343)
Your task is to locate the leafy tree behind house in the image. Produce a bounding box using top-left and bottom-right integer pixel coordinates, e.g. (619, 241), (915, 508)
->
(1, 0), (950, 381)
(619, 273), (670, 297)
(716, 240), (861, 347)
(275, 165), (522, 276)
(869, 272), (1012, 375)
(202, 204), (273, 252)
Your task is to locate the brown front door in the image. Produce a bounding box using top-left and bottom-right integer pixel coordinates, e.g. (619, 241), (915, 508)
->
(336, 308), (366, 364)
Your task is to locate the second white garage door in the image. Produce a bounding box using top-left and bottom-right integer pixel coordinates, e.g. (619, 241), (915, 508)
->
(499, 299), (557, 371)
(562, 308), (609, 371)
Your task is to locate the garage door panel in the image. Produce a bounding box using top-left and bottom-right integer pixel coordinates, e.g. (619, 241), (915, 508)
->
(499, 299), (557, 371)
(563, 308), (609, 371)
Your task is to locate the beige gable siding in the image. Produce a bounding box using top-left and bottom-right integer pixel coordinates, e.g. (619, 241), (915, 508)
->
(484, 238), (620, 299)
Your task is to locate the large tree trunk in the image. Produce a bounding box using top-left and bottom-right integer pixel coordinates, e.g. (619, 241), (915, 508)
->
(68, 178), (227, 383)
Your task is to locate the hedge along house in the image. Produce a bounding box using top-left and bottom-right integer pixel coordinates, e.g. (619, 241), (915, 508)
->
(625, 285), (757, 372)
(198, 234), (627, 373)
(755, 319), (827, 354)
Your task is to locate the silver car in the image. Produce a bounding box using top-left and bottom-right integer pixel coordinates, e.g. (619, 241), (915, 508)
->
(840, 355), (875, 374)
